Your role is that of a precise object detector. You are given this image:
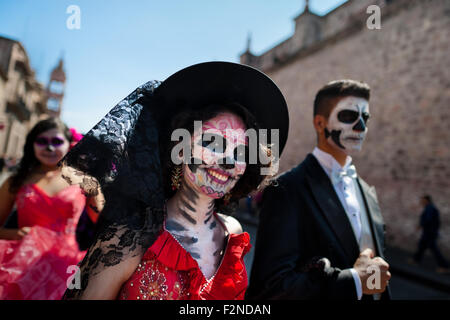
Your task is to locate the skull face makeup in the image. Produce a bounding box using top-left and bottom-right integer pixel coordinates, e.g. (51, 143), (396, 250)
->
(184, 112), (247, 199)
(33, 128), (70, 167)
(325, 96), (370, 155)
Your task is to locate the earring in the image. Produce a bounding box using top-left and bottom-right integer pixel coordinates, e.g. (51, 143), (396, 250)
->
(223, 193), (232, 205)
(171, 165), (183, 190)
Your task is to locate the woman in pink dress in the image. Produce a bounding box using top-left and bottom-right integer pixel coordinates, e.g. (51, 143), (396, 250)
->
(0, 118), (101, 300)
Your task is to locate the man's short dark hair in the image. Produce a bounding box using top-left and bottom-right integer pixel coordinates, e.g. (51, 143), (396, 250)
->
(422, 195), (433, 203)
(313, 79), (371, 118)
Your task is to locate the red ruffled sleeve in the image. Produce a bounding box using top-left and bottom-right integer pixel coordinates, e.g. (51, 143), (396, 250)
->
(147, 231), (198, 271)
(119, 230), (252, 300)
(202, 232), (251, 300)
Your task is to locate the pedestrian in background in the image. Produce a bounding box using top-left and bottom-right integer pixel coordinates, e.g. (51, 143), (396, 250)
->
(412, 195), (450, 274)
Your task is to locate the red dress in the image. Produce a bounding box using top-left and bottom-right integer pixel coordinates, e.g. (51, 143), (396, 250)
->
(119, 215), (251, 300)
(0, 184), (87, 300)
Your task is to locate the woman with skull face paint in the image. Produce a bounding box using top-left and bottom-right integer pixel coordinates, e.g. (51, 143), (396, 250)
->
(0, 118), (102, 299)
(60, 62), (289, 300)
(247, 79), (391, 300)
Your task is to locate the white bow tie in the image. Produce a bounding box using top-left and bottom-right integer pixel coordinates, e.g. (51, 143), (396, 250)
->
(331, 165), (357, 185)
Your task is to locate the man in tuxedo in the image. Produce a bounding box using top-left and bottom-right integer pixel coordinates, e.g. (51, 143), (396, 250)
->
(246, 80), (391, 300)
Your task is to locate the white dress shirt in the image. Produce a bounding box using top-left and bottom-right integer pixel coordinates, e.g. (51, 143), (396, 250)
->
(312, 147), (377, 300)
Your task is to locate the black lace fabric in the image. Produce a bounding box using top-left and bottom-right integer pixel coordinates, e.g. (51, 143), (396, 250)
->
(60, 81), (166, 299)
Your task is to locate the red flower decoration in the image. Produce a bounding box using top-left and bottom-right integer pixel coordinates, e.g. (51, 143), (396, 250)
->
(69, 127), (83, 149)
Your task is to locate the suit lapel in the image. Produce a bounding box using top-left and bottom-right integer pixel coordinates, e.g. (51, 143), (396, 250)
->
(356, 178), (386, 259)
(304, 154), (360, 263)
(357, 178), (391, 299)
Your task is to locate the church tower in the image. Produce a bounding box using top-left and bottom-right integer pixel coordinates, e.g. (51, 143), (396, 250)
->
(293, 0), (322, 49)
(46, 58), (66, 117)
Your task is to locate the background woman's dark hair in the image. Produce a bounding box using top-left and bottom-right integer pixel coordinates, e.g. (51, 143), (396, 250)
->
(9, 117), (72, 194)
(159, 102), (273, 215)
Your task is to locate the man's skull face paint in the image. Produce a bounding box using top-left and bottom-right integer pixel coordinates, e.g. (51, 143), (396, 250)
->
(325, 96), (370, 154)
(184, 112), (248, 199)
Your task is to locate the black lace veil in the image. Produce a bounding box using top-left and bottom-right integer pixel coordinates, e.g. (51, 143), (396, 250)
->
(61, 81), (166, 298)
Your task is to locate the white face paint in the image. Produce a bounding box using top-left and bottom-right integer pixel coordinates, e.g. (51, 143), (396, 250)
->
(33, 128), (70, 167)
(184, 112), (247, 199)
(325, 96), (370, 155)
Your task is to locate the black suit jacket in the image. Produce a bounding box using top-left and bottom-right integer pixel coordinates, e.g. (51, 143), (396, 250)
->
(246, 154), (391, 300)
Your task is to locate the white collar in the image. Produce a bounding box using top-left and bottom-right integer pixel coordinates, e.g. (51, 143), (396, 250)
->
(312, 147), (353, 174)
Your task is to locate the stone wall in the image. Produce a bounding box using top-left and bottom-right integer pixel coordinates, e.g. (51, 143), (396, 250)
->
(245, 0), (450, 256)
(0, 37), (47, 159)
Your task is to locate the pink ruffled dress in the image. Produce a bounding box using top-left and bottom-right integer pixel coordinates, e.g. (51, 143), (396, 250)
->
(0, 184), (86, 300)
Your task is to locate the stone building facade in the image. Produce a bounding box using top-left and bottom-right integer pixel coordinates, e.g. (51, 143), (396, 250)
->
(241, 0), (450, 256)
(0, 36), (64, 161)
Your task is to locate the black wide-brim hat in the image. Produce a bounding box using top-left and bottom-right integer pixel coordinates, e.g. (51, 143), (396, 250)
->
(154, 61), (289, 155)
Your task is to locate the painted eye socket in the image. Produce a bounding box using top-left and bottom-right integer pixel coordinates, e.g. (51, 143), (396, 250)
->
(233, 145), (248, 163)
(337, 110), (360, 124)
(362, 112), (370, 123)
(200, 133), (226, 153)
(35, 137), (65, 147)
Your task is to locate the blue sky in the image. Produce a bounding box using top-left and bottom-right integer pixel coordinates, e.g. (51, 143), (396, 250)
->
(0, 0), (346, 133)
